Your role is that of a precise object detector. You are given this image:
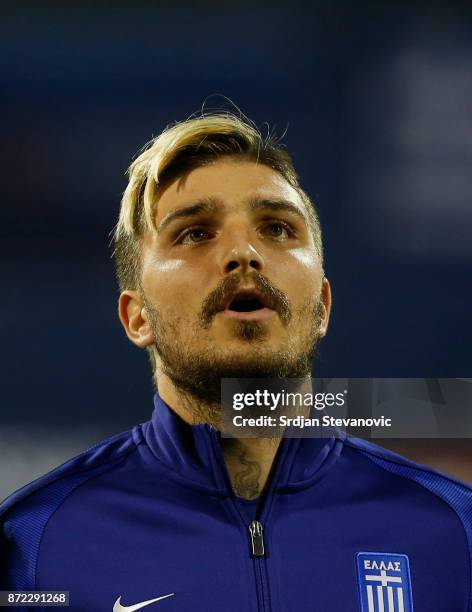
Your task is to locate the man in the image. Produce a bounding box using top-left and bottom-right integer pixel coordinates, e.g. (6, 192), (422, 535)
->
(1, 112), (471, 612)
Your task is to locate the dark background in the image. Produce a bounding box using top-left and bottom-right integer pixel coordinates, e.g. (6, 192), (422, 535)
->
(1, 1), (471, 497)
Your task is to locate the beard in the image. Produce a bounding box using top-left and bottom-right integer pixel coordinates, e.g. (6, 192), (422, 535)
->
(142, 272), (324, 423)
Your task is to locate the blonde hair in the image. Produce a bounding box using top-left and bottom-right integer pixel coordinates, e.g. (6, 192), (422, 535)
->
(113, 112), (323, 292)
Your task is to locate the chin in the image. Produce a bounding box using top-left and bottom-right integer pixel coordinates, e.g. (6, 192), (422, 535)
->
(226, 320), (283, 343)
(208, 348), (290, 376)
(220, 337), (283, 355)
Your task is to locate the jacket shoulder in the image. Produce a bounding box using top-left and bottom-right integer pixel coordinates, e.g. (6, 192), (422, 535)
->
(345, 437), (472, 548)
(0, 426), (142, 589)
(0, 427), (141, 517)
(344, 435), (472, 499)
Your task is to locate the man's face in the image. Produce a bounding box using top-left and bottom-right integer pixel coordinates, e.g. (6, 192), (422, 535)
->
(134, 158), (330, 403)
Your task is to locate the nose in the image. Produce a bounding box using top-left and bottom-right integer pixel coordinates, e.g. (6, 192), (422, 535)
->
(220, 230), (264, 275)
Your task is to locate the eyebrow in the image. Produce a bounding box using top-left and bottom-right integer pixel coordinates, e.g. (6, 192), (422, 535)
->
(248, 197), (307, 222)
(157, 196), (308, 234)
(157, 198), (220, 234)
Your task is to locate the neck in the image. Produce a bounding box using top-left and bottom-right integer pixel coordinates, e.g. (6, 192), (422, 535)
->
(156, 370), (310, 500)
(221, 436), (282, 499)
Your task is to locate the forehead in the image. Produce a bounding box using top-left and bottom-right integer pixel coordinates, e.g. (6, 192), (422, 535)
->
(154, 158), (305, 221)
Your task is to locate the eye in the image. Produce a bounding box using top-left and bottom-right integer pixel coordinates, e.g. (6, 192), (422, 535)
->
(178, 227), (213, 245)
(261, 220), (295, 240)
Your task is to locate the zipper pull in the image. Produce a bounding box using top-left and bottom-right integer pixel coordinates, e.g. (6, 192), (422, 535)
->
(249, 520), (265, 557)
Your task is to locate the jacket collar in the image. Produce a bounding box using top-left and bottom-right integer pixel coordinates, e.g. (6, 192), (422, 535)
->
(144, 392), (341, 496)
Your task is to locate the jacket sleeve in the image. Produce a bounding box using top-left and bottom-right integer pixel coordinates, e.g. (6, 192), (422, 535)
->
(0, 506), (29, 591)
(0, 485), (44, 594)
(0, 516), (9, 589)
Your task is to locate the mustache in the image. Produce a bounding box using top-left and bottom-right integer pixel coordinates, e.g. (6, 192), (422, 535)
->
(200, 272), (292, 327)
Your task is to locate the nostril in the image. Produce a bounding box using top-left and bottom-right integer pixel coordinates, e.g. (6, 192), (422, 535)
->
(226, 260), (239, 272)
(249, 259), (261, 270)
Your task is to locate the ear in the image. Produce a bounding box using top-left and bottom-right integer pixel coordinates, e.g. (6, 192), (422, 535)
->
(118, 290), (154, 348)
(317, 277), (332, 338)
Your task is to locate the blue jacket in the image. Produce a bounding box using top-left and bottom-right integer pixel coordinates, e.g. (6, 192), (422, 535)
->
(1, 393), (471, 611)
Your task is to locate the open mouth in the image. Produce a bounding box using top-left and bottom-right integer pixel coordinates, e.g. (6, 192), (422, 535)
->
(227, 296), (265, 312)
(219, 289), (275, 321)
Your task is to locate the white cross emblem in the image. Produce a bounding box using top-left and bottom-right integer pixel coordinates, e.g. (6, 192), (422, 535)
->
(357, 553), (413, 612)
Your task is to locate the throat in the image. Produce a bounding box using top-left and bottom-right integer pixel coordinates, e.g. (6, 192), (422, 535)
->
(222, 437), (282, 500)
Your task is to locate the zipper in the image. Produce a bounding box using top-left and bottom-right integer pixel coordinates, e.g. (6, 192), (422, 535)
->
(248, 516), (272, 612)
(249, 518), (270, 611)
(203, 426), (299, 612)
(249, 520), (269, 611)
(249, 520), (265, 557)
(203, 426), (271, 610)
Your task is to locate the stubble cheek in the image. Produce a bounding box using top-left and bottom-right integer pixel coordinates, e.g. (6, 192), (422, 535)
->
(142, 255), (196, 311)
(281, 247), (322, 307)
(290, 246), (322, 280)
(278, 251), (322, 347)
